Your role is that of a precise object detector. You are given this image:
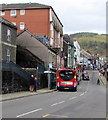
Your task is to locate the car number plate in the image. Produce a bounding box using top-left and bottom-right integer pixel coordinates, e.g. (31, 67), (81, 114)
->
(64, 88), (69, 89)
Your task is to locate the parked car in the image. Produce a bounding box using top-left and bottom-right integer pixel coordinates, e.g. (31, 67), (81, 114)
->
(82, 70), (89, 80)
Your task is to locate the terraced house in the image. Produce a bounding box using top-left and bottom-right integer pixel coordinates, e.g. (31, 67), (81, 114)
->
(0, 17), (17, 64)
(0, 3), (64, 69)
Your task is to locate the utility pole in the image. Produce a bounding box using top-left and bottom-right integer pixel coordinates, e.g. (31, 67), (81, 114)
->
(48, 71), (51, 89)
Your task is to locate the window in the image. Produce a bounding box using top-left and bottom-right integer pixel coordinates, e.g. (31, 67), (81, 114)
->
(50, 23), (54, 38)
(0, 10), (5, 16)
(50, 38), (54, 46)
(58, 32), (60, 47)
(59, 70), (74, 81)
(10, 10), (16, 16)
(20, 22), (25, 30)
(6, 49), (11, 63)
(20, 10), (25, 15)
(7, 29), (11, 41)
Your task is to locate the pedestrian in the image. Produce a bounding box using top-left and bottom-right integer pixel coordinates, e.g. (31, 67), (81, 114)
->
(34, 77), (38, 92)
(97, 79), (100, 85)
(77, 75), (81, 85)
(29, 75), (35, 92)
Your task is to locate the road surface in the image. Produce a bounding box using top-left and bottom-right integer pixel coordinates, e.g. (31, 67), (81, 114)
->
(2, 70), (106, 118)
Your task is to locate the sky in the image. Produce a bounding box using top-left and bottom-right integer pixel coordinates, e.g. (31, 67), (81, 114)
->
(0, 0), (107, 34)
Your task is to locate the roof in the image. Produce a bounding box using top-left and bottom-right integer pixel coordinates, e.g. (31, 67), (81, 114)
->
(1, 3), (51, 10)
(34, 35), (49, 47)
(17, 29), (57, 54)
(0, 16), (17, 29)
(34, 35), (57, 54)
(17, 29), (57, 67)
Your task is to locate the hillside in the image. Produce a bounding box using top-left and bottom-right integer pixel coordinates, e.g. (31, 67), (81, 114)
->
(70, 32), (107, 57)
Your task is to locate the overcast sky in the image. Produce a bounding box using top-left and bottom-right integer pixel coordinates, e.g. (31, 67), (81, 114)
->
(0, 0), (107, 34)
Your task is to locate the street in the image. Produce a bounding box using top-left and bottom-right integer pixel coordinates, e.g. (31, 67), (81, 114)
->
(2, 70), (106, 118)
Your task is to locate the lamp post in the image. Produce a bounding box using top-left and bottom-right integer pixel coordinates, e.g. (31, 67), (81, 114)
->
(36, 66), (38, 78)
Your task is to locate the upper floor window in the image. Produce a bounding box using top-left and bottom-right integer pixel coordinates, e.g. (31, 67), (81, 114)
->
(0, 10), (5, 16)
(58, 32), (60, 46)
(20, 10), (25, 15)
(6, 49), (11, 63)
(7, 29), (11, 41)
(50, 38), (54, 46)
(20, 22), (25, 30)
(10, 10), (16, 16)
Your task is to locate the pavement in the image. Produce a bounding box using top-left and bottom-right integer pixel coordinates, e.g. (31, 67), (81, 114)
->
(0, 88), (56, 102)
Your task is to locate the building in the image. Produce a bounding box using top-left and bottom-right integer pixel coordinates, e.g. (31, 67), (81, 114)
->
(17, 29), (57, 71)
(1, 16), (17, 63)
(73, 40), (80, 67)
(63, 34), (75, 68)
(0, 3), (64, 69)
(0, 17), (31, 93)
(80, 49), (92, 67)
(16, 29), (57, 88)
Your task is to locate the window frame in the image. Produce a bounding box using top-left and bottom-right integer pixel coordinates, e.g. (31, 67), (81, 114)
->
(0, 10), (5, 16)
(20, 22), (25, 30)
(6, 49), (11, 63)
(7, 29), (11, 41)
(10, 10), (17, 16)
(20, 10), (25, 15)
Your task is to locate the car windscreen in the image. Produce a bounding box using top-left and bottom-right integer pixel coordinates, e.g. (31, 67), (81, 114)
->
(59, 70), (74, 81)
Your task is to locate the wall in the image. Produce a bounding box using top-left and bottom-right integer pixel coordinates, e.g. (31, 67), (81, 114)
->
(2, 8), (50, 36)
(74, 40), (80, 64)
(17, 30), (57, 70)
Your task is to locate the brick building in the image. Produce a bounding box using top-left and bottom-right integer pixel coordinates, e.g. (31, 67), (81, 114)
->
(0, 3), (64, 69)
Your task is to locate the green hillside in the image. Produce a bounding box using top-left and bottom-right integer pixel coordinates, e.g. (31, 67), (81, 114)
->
(70, 32), (107, 57)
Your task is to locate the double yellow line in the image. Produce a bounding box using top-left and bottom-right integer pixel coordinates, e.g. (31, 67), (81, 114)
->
(42, 114), (68, 118)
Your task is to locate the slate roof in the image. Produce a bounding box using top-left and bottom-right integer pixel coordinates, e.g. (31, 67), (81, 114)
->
(0, 16), (17, 29)
(35, 35), (49, 46)
(1, 3), (51, 10)
(33, 35), (57, 54)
